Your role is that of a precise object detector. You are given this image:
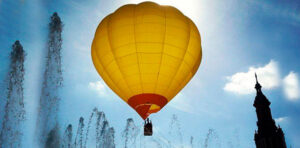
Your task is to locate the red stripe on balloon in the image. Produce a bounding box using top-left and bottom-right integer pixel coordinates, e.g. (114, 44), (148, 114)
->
(128, 93), (168, 120)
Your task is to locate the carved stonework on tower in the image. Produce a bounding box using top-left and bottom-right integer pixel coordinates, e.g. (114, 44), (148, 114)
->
(254, 73), (287, 148)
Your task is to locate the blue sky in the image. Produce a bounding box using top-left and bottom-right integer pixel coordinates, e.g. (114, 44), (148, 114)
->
(0, 0), (300, 147)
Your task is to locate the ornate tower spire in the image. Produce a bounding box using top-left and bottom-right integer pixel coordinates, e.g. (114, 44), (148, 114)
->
(253, 74), (287, 148)
(255, 73), (262, 93)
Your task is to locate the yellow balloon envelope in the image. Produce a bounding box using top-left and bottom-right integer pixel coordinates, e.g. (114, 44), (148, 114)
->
(91, 2), (202, 119)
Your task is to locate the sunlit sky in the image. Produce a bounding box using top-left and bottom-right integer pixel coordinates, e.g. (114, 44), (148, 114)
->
(0, 0), (300, 147)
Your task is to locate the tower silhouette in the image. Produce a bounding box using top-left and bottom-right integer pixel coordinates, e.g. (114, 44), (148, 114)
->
(253, 73), (287, 148)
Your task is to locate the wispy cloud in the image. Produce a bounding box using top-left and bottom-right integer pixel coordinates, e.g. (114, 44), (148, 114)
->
(169, 93), (197, 114)
(275, 116), (289, 124)
(88, 80), (110, 98)
(283, 71), (300, 100)
(249, 0), (300, 26)
(224, 60), (280, 95)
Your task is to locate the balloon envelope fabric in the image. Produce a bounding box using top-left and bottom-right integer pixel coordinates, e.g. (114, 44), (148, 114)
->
(91, 2), (202, 119)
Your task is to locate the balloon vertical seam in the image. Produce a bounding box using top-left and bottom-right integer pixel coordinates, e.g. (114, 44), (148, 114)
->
(154, 6), (167, 94)
(132, 5), (144, 93)
(165, 16), (192, 97)
(106, 15), (134, 95)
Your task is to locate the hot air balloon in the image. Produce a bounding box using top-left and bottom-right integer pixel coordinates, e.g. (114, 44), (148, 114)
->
(91, 2), (202, 135)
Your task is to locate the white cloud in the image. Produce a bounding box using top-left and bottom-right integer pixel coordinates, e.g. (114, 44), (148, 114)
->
(283, 71), (300, 100)
(275, 116), (289, 124)
(224, 60), (280, 95)
(88, 81), (109, 97)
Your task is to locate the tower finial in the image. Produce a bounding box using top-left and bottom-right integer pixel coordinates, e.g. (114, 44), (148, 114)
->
(255, 72), (259, 83)
(255, 73), (262, 92)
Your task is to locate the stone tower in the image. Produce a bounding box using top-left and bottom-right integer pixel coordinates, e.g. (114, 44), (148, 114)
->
(253, 74), (287, 148)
